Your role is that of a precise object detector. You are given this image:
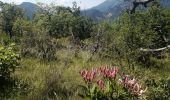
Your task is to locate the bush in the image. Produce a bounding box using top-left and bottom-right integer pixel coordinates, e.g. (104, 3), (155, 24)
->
(146, 78), (170, 100)
(21, 36), (58, 61)
(0, 44), (20, 79)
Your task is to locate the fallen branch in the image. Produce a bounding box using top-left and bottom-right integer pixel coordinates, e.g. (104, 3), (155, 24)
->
(139, 45), (170, 52)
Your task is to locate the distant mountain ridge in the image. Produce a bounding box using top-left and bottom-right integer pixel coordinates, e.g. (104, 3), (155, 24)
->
(83, 0), (170, 21)
(91, 0), (121, 12)
(160, 0), (170, 7)
(17, 0), (170, 20)
(18, 2), (39, 19)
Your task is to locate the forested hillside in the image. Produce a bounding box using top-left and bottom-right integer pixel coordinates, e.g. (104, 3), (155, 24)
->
(16, 0), (170, 21)
(0, 0), (170, 100)
(18, 2), (39, 19)
(83, 0), (170, 21)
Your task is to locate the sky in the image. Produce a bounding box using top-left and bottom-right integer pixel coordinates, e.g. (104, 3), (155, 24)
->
(0, 0), (105, 9)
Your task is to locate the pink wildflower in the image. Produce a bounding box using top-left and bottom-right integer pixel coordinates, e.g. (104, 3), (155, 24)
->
(99, 66), (119, 79)
(97, 80), (105, 90)
(80, 69), (96, 82)
(119, 75), (147, 96)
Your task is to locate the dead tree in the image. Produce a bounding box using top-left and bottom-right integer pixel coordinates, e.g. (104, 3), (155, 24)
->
(131, 0), (155, 13)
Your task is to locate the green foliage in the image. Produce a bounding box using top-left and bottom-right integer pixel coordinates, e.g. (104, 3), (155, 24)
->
(146, 78), (170, 100)
(48, 8), (74, 37)
(126, 4), (170, 48)
(72, 16), (94, 40)
(97, 3), (170, 66)
(0, 1), (170, 100)
(0, 44), (20, 78)
(0, 33), (13, 45)
(21, 35), (58, 61)
(0, 3), (24, 38)
(33, 4), (94, 40)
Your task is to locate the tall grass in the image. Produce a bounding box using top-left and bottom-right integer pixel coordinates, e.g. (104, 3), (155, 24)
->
(5, 37), (169, 100)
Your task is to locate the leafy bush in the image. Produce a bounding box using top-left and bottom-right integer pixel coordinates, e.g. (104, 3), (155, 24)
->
(21, 36), (58, 61)
(78, 66), (147, 100)
(0, 44), (20, 79)
(0, 34), (13, 45)
(146, 78), (170, 100)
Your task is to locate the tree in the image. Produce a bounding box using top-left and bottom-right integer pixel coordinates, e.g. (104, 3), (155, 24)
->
(0, 44), (20, 79)
(72, 2), (80, 16)
(34, 3), (94, 40)
(98, 1), (170, 66)
(0, 3), (24, 38)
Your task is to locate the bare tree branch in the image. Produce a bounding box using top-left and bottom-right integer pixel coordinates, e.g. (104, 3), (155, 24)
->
(139, 45), (170, 52)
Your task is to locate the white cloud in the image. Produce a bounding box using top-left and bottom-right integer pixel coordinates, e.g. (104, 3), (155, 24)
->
(55, 0), (88, 8)
(1, 0), (26, 4)
(0, 0), (105, 9)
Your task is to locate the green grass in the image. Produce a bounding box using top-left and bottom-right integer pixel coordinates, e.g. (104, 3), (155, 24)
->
(10, 45), (170, 100)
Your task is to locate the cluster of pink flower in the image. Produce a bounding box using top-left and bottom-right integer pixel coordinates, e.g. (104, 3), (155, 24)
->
(119, 75), (147, 96)
(79, 69), (97, 82)
(99, 66), (119, 79)
(80, 66), (119, 90)
(79, 66), (147, 97)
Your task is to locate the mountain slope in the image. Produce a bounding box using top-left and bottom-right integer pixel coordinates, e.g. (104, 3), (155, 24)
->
(160, 0), (170, 8)
(18, 2), (39, 19)
(82, 0), (129, 21)
(91, 0), (121, 12)
(84, 0), (170, 21)
(17, 0), (170, 21)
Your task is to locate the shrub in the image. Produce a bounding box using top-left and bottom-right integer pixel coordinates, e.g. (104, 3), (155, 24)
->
(21, 36), (58, 61)
(146, 78), (170, 100)
(0, 43), (20, 79)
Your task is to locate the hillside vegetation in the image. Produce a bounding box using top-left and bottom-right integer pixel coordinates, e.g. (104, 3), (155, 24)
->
(0, 0), (170, 100)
